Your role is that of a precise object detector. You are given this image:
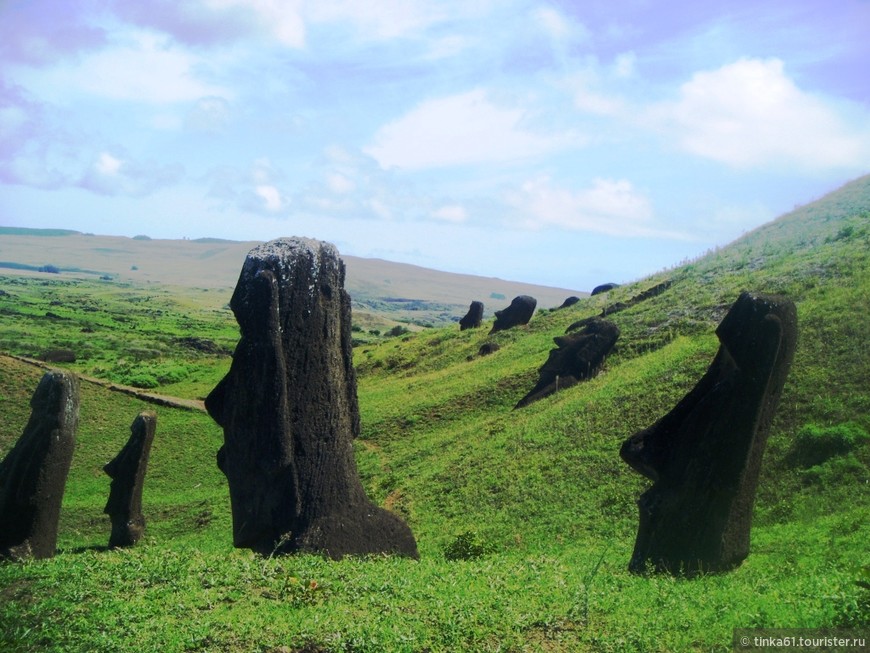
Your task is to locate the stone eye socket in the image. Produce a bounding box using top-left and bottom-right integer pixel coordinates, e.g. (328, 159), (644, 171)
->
(321, 284), (332, 298)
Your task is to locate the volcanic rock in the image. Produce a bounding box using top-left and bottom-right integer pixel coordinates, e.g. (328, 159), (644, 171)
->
(490, 295), (537, 333)
(205, 237), (418, 559)
(516, 317), (619, 408)
(104, 411), (157, 548)
(619, 292), (797, 575)
(0, 370), (79, 560)
(459, 301), (484, 330)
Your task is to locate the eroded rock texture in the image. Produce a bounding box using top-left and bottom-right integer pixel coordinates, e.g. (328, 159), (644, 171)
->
(620, 292), (797, 575)
(516, 318), (619, 408)
(206, 237), (418, 559)
(459, 301), (484, 330)
(0, 370), (79, 560)
(104, 411), (157, 548)
(490, 295), (537, 333)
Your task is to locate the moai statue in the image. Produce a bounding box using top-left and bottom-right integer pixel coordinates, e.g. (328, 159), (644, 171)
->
(515, 317), (619, 408)
(459, 301), (484, 331)
(103, 411), (157, 548)
(0, 370), (79, 560)
(620, 292), (797, 575)
(206, 237), (418, 559)
(490, 295), (537, 333)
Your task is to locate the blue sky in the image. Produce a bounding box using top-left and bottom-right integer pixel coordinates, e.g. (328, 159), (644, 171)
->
(1, 0), (868, 290)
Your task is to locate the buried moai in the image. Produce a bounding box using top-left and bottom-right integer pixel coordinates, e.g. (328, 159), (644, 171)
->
(490, 295), (537, 333)
(459, 301), (484, 330)
(103, 411), (157, 548)
(206, 237), (418, 559)
(620, 292), (797, 575)
(516, 317), (619, 408)
(0, 370), (79, 560)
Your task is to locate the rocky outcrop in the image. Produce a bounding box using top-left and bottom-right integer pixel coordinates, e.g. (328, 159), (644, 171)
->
(620, 292), (797, 575)
(206, 237), (418, 559)
(516, 318), (619, 408)
(0, 370), (79, 560)
(104, 411), (157, 548)
(490, 295), (537, 333)
(556, 296), (581, 310)
(459, 301), (484, 330)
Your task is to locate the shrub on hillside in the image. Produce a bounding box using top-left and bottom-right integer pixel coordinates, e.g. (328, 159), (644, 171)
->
(443, 531), (494, 561)
(786, 423), (869, 468)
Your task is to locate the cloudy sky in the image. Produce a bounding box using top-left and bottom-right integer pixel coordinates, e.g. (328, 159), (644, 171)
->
(1, 0), (868, 290)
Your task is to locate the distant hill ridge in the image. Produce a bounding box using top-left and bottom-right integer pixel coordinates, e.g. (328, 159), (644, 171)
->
(0, 227), (585, 325)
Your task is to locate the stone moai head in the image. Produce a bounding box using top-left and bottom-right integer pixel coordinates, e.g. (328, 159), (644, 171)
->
(459, 301), (484, 331)
(206, 237), (418, 559)
(620, 292), (797, 575)
(0, 370), (79, 560)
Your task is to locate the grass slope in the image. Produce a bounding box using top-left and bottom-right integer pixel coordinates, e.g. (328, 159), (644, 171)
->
(1, 175), (869, 651)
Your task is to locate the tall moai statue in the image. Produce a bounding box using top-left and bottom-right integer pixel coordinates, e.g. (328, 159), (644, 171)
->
(206, 237), (418, 559)
(620, 292), (797, 575)
(103, 411), (157, 548)
(0, 370), (79, 560)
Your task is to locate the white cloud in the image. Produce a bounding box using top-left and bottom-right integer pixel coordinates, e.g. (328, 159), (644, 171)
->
(306, 0), (450, 41)
(613, 51), (636, 78)
(366, 88), (582, 169)
(533, 6), (590, 47)
(23, 31), (227, 104)
(651, 58), (870, 170)
(255, 184), (284, 211)
(508, 176), (685, 238)
(206, 0), (306, 47)
(185, 96), (232, 132)
(432, 204), (468, 223)
(96, 152), (122, 176)
(81, 150), (183, 196)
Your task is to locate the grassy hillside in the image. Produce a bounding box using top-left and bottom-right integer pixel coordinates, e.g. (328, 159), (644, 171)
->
(1, 175), (869, 652)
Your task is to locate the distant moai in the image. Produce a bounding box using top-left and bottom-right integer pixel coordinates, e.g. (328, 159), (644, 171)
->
(556, 296), (581, 310)
(206, 237), (418, 559)
(490, 295), (537, 333)
(459, 301), (484, 330)
(0, 370), (79, 560)
(103, 411), (157, 548)
(620, 292), (797, 575)
(516, 317), (619, 408)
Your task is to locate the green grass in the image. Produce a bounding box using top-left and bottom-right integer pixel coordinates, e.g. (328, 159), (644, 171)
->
(1, 174), (869, 651)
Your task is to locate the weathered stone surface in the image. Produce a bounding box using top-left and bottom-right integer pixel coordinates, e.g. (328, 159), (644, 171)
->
(0, 370), (79, 560)
(620, 292), (797, 575)
(459, 301), (484, 330)
(490, 295), (537, 333)
(556, 296), (581, 310)
(591, 283), (619, 296)
(206, 237), (418, 559)
(516, 318), (619, 408)
(103, 411), (157, 548)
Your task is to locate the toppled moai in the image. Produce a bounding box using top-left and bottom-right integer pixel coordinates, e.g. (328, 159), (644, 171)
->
(0, 370), (79, 560)
(620, 292), (797, 575)
(206, 237), (418, 559)
(556, 296), (581, 310)
(516, 317), (619, 408)
(459, 301), (484, 330)
(490, 295), (537, 333)
(104, 411), (157, 548)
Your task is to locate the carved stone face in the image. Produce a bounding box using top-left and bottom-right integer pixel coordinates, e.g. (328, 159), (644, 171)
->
(620, 292), (797, 574)
(206, 238), (417, 559)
